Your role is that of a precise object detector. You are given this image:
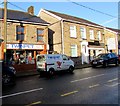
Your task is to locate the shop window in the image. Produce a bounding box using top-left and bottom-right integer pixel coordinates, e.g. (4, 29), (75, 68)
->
(37, 28), (44, 42)
(16, 26), (25, 41)
(71, 44), (77, 57)
(70, 25), (77, 38)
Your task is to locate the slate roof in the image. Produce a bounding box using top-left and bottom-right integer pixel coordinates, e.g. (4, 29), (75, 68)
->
(45, 9), (102, 27)
(0, 8), (49, 25)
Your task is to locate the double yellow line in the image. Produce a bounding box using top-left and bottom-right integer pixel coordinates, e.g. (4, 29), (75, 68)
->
(26, 101), (42, 106)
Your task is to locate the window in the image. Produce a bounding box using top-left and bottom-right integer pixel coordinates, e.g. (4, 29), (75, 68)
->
(97, 31), (101, 40)
(71, 45), (77, 57)
(62, 55), (69, 60)
(70, 25), (76, 38)
(89, 29), (94, 40)
(80, 27), (86, 39)
(16, 26), (25, 41)
(37, 29), (44, 42)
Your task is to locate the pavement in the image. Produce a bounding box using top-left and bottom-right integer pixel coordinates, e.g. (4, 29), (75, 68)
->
(16, 64), (91, 78)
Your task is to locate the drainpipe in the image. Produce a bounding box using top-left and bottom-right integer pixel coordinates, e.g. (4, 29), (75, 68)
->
(61, 19), (64, 54)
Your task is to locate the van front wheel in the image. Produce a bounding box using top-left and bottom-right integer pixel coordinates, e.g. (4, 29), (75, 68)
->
(69, 66), (74, 74)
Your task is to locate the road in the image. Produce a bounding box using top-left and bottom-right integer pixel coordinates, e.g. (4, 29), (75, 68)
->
(2, 66), (120, 105)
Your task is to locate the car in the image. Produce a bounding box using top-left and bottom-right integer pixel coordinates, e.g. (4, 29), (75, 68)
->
(2, 61), (16, 86)
(91, 53), (119, 68)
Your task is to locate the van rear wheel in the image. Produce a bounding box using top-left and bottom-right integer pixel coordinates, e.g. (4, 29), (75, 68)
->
(49, 69), (55, 76)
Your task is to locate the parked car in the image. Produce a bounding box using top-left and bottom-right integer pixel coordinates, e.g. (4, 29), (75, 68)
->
(91, 53), (119, 68)
(2, 61), (16, 86)
(36, 54), (74, 76)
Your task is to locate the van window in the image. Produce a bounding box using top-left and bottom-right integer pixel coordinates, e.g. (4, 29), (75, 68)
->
(37, 55), (45, 62)
(63, 55), (69, 60)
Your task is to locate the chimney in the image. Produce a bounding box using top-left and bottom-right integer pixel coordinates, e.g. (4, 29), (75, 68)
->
(27, 6), (34, 15)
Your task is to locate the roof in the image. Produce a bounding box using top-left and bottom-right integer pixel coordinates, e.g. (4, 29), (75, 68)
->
(45, 9), (102, 27)
(106, 27), (120, 34)
(0, 8), (49, 25)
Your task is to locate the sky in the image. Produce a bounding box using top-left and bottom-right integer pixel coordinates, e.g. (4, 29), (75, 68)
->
(0, 1), (119, 29)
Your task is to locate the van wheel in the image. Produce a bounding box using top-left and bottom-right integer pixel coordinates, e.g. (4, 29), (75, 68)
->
(69, 66), (74, 74)
(49, 69), (55, 76)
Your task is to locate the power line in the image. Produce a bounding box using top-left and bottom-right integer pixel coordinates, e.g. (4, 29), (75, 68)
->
(7, 2), (26, 12)
(0, 2), (4, 6)
(66, 0), (117, 18)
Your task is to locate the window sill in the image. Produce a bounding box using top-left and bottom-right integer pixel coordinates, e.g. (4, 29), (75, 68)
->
(70, 37), (77, 39)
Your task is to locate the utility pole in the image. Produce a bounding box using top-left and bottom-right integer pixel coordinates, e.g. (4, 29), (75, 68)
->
(4, 0), (7, 63)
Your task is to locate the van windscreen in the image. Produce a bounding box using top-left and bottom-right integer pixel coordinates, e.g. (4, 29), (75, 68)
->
(37, 55), (45, 62)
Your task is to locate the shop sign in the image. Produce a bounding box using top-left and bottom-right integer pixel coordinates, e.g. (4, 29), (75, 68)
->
(88, 41), (100, 46)
(7, 44), (44, 50)
(107, 38), (116, 50)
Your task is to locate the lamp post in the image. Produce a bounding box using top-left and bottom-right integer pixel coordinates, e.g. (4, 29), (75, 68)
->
(4, 0), (7, 63)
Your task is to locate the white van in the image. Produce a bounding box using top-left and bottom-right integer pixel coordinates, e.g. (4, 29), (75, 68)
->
(36, 54), (74, 76)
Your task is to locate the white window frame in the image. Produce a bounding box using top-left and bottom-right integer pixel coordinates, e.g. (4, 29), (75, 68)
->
(80, 27), (86, 39)
(71, 44), (78, 57)
(89, 29), (94, 40)
(97, 31), (101, 40)
(70, 25), (77, 38)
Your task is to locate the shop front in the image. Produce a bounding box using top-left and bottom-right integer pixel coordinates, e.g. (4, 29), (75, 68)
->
(6, 43), (46, 71)
(81, 41), (105, 64)
(88, 41), (105, 62)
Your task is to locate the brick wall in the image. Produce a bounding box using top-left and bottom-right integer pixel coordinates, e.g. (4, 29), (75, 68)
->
(13, 64), (36, 72)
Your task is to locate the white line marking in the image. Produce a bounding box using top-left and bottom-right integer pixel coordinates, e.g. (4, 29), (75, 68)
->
(71, 74), (104, 83)
(89, 84), (100, 88)
(107, 78), (118, 83)
(105, 83), (120, 87)
(1, 88), (43, 99)
(111, 83), (120, 87)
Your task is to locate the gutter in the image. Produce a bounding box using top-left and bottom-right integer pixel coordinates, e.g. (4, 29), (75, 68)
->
(61, 19), (64, 54)
(0, 19), (49, 26)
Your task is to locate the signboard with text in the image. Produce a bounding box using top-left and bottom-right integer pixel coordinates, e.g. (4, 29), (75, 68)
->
(7, 44), (44, 50)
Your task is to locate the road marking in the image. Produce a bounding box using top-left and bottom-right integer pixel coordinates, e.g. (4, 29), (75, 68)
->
(70, 74), (104, 83)
(0, 88), (43, 99)
(105, 83), (120, 87)
(61, 91), (78, 97)
(111, 83), (120, 87)
(26, 101), (42, 106)
(89, 84), (100, 88)
(107, 78), (118, 83)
